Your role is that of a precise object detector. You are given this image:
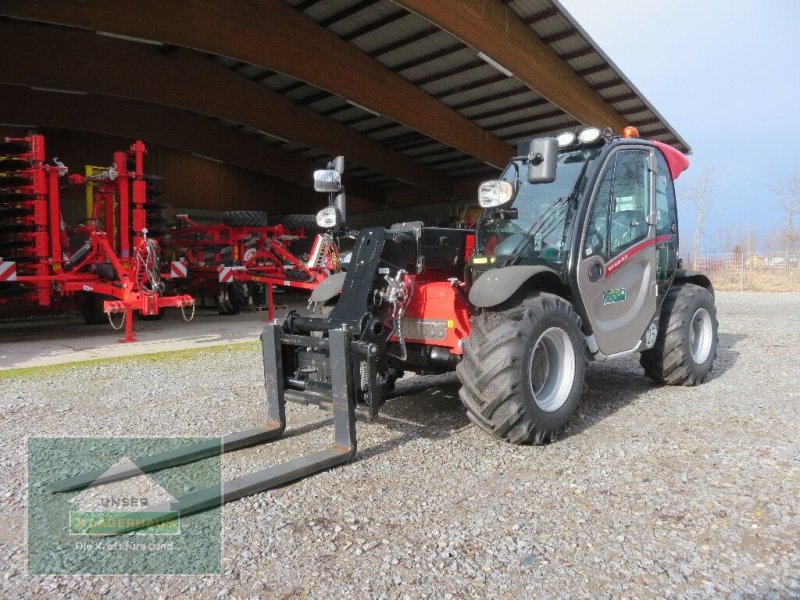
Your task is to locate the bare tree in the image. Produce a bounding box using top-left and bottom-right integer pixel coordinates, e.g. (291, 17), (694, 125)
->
(773, 176), (800, 255)
(685, 168), (717, 270)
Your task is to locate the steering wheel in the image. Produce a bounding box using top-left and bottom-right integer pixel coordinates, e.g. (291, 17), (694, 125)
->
(585, 227), (604, 256)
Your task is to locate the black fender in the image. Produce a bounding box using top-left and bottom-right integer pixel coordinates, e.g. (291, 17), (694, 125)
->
(309, 271), (347, 304)
(469, 265), (561, 308)
(673, 269), (714, 297)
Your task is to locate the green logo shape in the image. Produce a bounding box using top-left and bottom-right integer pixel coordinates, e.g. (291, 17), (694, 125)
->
(28, 437), (221, 574)
(602, 288), (627, 305)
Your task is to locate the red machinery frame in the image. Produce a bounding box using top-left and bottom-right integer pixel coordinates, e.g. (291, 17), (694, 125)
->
(0, 135), (193, 342)
(167, 215), (339, 320)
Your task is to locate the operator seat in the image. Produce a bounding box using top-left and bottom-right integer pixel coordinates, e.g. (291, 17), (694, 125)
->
(610, 209), (647, 249)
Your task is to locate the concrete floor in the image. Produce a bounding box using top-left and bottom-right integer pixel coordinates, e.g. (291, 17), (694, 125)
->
(0, 291), (309, 370)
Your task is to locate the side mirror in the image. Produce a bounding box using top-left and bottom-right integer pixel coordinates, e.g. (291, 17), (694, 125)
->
(527, 137), (557, 184)
(316, 206), (342, 229)
(313, 169), (342, 193)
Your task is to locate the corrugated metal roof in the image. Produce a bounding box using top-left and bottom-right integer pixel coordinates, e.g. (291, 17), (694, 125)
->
(179, 0), (692, 189)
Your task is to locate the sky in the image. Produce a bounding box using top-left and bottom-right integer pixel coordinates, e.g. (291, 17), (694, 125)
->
(559, 0), (800, 254)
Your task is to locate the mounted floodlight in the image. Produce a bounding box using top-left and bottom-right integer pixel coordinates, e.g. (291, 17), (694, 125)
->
(316, 206), (340, 229)
(556, 131), (577, 148)
(578, 127), (602, 144)
(478, 180), (514, 208)
(313, 169), (342, 193)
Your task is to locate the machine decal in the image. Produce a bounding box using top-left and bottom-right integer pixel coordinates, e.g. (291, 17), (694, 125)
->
(605, 234), (672, 277)
(602, 288), (627, 305)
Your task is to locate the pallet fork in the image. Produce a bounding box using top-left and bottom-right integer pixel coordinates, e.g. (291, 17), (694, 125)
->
(48, 324), (363, 533)
(49, 227), (415, 532)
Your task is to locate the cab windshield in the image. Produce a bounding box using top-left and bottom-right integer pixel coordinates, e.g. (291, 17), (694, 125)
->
(477, 147), (600, 267)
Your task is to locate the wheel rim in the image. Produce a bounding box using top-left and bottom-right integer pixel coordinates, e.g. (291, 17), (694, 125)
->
(689, 307), (713, 364)
(527, 327), (576, 413)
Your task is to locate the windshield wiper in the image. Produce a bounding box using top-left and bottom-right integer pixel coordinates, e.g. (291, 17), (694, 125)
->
(498, 195), (570, 265)
(500, 157), (593, 265)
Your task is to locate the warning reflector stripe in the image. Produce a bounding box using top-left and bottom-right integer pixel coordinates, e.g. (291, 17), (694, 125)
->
(170, 261), (187, 279)
(219, 267), (233, 283)
(218, 266), (245, 282)
(0, 261), (17, 281)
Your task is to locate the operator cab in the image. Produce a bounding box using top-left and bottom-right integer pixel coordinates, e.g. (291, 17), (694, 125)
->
(470, 126), (689, 357)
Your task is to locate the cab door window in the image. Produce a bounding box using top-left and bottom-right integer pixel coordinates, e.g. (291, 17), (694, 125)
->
(655, 150), (678, 293)
(584, 149), (650, 261)
(608, 150), (650, 256)
(655, 151), (678, 236)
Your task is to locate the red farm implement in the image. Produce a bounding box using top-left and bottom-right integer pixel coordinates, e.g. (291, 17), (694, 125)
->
(165, 212), (340, 319)
(0, 135), (194, 341)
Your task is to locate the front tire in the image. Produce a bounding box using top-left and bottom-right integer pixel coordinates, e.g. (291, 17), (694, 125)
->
(640, 283), (718, 385)
(457, 293), (587, 445)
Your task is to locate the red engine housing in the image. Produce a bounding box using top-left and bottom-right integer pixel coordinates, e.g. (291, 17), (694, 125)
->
(392, 280), (471, 355)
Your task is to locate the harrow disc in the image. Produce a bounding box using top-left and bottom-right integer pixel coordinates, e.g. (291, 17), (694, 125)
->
(0, 239), (33, 250)
(0, 158), (30, 172)
(0, 207), (33, 219)
(0, 191), (36, 202)
(0, 175), (33, 187)
(0, 223), (35, 234)
(0, 141), (31, 154)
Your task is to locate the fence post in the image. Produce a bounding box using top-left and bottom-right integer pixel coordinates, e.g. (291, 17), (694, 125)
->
(740, 253), (744, 291)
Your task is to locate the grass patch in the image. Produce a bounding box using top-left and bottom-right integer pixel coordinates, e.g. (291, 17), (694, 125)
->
(0, 340), (259, 380)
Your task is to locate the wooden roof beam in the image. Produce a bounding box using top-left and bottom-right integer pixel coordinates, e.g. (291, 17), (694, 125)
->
(0, 22), (448, 195)
(392, 0), (627, 131)
(0, 86), (382, 212)
(0, 0), (514, 169)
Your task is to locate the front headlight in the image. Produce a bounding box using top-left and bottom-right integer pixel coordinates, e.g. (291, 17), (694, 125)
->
(313, 169), (342, 193)
(478, 180), (514, 208)
(316, 206), (339, 228)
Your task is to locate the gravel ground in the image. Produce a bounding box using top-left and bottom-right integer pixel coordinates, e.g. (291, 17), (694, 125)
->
(1, 291), (798, 599)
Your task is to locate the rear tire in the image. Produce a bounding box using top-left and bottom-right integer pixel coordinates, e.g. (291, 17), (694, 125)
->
(457, 293), (587, 445)
(222, 211), (268, 227)
(640, 283), (718, 385)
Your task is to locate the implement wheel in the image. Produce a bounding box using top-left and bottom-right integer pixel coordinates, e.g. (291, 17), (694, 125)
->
(218, 282), (250, 315)
(281, 214), (320, 232)
(222, 211), (268, 227)
(640, 283), (718, 385)
(457, 293), (587, 445)
(79, 292), (109, 325)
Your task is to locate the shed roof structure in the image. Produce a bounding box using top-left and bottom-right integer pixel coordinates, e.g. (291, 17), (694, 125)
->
(0, 0), (689, 211)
